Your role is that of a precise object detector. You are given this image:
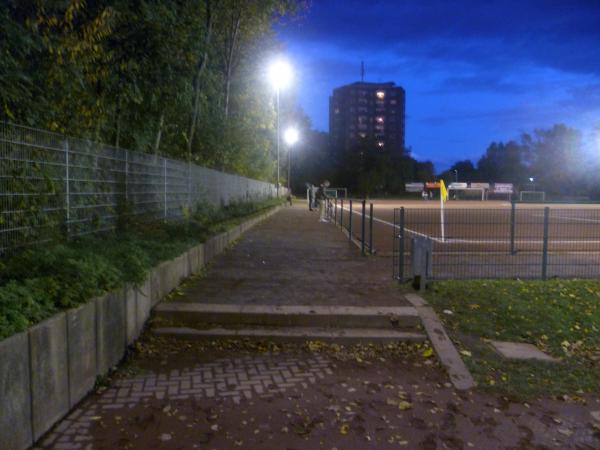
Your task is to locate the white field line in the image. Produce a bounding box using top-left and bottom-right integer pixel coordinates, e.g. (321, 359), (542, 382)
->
(532, 212), (600, 224)
(336, 205), (444, 243)
(336, 205), (600, 245)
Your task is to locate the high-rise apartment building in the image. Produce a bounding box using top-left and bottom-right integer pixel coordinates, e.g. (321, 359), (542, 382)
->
(329, 81), (405, 155)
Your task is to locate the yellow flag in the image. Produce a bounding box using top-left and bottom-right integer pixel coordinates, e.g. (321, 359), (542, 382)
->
(440, 179), (448, 202)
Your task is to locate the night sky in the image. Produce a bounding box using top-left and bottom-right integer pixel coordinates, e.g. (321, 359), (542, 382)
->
(276, 0), (600, 171)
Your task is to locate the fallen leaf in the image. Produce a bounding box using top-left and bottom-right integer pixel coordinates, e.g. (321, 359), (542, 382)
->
(398, 401), (412, 411)
(422, 348), (434, 358)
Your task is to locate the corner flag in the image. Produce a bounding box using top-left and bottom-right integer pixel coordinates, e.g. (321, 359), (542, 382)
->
(440, 179), (449, 203)
(439, 179), (448, 242)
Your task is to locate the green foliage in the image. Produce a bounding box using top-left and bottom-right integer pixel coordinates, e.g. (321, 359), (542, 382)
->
(426, 279), (600, 398)
(0, 0), (305, 182)
(0, 198), (282, 340)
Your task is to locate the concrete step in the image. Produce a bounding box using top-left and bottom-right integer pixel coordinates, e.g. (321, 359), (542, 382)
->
(153, 326), (427, 344)
(154, 303), (421, 330)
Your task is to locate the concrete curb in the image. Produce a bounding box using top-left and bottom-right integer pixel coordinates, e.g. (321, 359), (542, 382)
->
(0, 203), (283, 450)
(404, 293), (476, 391)
(155, 303), (421, 329)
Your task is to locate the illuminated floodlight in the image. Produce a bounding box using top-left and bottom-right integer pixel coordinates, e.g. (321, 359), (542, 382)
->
(529, 177), (535, 182)
(376, 91), (385, 99)
(284, 127), (299, 146)
(268, 59), (293, 91)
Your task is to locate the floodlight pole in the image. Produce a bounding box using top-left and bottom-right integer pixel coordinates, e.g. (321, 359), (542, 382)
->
(287, 140), (291, 191)
(276, 87), (280, 197)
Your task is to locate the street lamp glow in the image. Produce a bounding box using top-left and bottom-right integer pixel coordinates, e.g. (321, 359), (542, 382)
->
(529, 177), (535, 182)
(268, 59), (293, 91)
(284, 127), (299, 146)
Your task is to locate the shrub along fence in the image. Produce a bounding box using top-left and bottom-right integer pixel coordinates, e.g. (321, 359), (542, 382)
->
(0, 122), (283, 254)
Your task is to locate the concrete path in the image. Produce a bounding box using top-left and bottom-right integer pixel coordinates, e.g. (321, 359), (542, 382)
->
(176, 203), (409, 307)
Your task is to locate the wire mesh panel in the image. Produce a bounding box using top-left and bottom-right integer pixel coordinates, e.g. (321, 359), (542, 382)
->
(393, 206), (600, 280)
(0, 122), (282, 253)
(332, 198), (375, 255)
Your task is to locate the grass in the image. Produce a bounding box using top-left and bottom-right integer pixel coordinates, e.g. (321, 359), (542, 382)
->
(425, 279), (600, 399)
(0, 198), (283, 340)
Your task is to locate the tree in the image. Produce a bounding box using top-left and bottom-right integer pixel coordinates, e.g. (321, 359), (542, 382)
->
(0, 0), (306, 183)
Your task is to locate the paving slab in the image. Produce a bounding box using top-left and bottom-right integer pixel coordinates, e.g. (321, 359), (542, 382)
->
(175, 204), (408, 307)
(490, 340), (560, 362)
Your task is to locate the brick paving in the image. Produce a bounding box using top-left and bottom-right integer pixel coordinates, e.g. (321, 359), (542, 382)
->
(40, 353), (333, 450)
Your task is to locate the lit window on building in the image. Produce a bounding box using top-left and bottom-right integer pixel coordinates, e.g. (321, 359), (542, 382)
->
(390, 99), (397, 105)
(359, 132), (367, 138)
(376, 91), (385, 99)
(376, 117), (384, 123)
(377, 141), (385, 148)
(334, 108), (340, 114)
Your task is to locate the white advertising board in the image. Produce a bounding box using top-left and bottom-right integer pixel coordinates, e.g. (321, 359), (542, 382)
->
(493, 183), (514, 193)
(470, 182), (490, 189)
(405, 182), (425, 193)
(449, 182), (468, 189)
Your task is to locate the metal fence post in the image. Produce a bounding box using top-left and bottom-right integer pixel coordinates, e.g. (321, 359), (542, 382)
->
(510, 200), (516, 255)
(361, 199), (366, 255)
(340, 199), (344, 229)
(349, 200), (353, 240)
(187, 161), (191, 210)
(369, 203), (374, 254)
(399, 207), (405, 281)
(125, 149), (128, 202)
(65, 138), (70, 237)
(542, 206), (549, 280)
(334, 198), (337, 224)
(163, 158), (167, 220)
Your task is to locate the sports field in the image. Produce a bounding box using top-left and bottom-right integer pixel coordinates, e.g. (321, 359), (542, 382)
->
(332, 199), (600, 279)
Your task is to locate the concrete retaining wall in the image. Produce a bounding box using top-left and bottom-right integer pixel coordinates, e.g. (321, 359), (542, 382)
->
(67, 301), (97, 408)
(0, 205), (281, 450)
(0, 331), (32, 450)
(29, 314), (69, 441)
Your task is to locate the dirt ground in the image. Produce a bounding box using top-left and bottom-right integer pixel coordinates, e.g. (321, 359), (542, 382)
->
(41, 335), (600, 450)
(332, 199), (600, 279)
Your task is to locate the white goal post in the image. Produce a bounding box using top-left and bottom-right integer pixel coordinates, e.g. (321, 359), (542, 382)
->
(448, 187), (485, 201)
(519, 190), (546, 202)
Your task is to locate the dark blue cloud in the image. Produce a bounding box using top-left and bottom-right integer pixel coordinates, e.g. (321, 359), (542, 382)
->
(276, 0), (600, 170)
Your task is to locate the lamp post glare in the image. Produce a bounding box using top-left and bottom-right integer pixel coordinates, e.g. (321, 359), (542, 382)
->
(284, 127), (299, 191)
(268, 58), (293, 197)
(284, 127), (299, 146)
(268, 60), (293, 91)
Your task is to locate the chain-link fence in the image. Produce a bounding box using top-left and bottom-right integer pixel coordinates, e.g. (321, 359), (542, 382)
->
(393, 206), (600, 280)
(0, 122), (282, 253)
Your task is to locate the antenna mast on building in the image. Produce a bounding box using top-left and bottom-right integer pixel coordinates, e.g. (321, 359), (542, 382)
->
(360, 61), (365, 82)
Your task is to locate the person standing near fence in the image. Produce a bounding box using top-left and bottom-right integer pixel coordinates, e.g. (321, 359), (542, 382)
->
(306, 183), (315, 211)
(316, 180), (330, 222)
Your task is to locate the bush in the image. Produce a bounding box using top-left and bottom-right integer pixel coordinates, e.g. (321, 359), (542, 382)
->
(0, 198), (283, 339)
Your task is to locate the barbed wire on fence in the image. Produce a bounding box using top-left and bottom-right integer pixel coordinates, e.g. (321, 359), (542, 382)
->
(0, 122), (280, 253)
